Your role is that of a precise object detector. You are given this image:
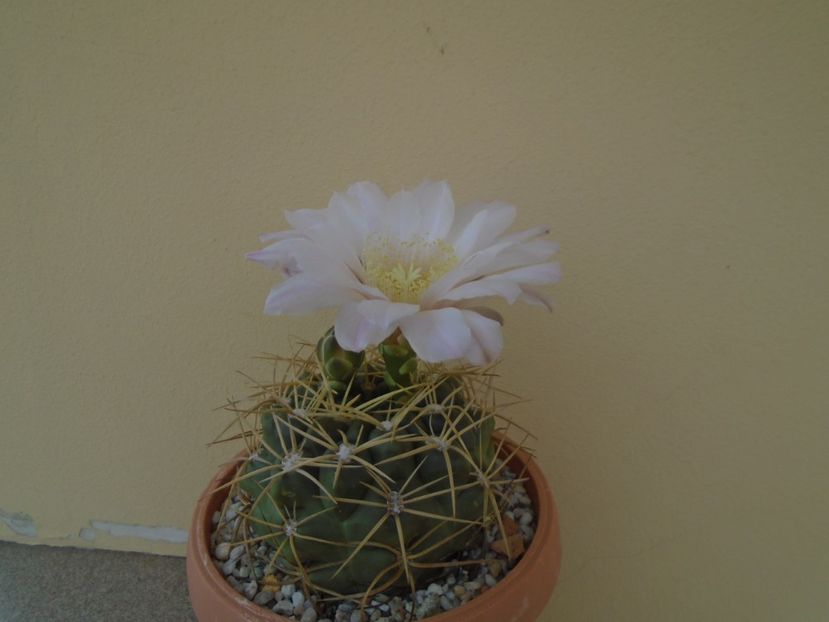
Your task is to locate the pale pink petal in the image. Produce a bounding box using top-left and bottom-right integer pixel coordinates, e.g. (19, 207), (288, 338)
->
(334, 300), (419, 352)
(437, 262), (560, 305)
(246, 237), (301, 269)
(518, 286), (554, 311)
(422, 232), (558, 306)
(446, 202), (487, 239)
(284, 208), (365, 276)
(398, 308), (472, 363)
(246, 238), (357, 286)
(475, 240), (559, 276)
(345, 181), (387, 219)
(453, 304), (504, 325)
(331, 182), (386, 243)
(438, 278), (523, 304)
(449, 201), (516, 259)
(259, 230), (304, 243)
(495, 225), (551, 246)
(385, 189), (421, 240)
(490, 262), (561, 285)
(460, 310), (504, 366)
(264, 278), (361, 315)
(412, 180), (455, 240)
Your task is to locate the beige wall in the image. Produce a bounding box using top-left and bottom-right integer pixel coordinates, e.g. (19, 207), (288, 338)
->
(2, 1), (828, 619)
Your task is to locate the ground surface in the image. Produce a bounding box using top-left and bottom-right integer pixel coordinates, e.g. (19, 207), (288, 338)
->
(0, 541), (196, 621)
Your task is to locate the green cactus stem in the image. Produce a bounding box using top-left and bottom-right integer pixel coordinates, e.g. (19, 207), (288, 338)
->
(220, 331), (513, 605)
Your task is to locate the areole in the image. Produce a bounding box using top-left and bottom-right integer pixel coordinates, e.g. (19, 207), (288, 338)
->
(186, 436), (562, 622)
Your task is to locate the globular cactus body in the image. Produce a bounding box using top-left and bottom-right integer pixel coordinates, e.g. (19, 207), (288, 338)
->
(234, 329), (499, 599)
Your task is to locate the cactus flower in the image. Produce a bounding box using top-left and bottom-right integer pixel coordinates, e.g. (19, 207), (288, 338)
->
(247, 181), (559, 365)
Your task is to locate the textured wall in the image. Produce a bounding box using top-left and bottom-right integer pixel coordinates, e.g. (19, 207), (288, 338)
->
(2, 2), (828, 620)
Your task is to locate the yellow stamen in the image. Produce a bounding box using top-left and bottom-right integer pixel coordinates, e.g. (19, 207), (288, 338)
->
(362, 234), (458, 303)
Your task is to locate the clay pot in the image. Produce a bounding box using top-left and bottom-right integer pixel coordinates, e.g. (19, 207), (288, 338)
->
(187, 437), (561, 621)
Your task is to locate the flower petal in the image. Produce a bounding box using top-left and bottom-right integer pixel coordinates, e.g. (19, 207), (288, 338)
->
(449, 201), (516, 259)
(518, 286), (554, 311)
(264, 278), (361, 315)
(334, 300), (419, 352)
(246, 238), (358, 285)
(422, 227), (558, 306)
(385, 189), (421, 241)
(398, 308), (472, 363)
(259, 230), (304, 243)
(475, 239), (559, 276)
(437, 262), (560, 305)
(451, 303), (504, 325)
(285, 208), (365, 276)
(460, 310), (504, 366)
(328, 181), (386, 246)
(412, 180), (455, 240)
(383, 181), (455, 241)
(438, 278), (523, 304)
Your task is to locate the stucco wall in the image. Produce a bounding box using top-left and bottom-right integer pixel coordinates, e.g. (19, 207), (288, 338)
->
(2, 2), (828, 619)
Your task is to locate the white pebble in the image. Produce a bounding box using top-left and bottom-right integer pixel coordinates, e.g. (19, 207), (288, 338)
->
(243, 580), (257, 600)
(281, 583), (296, 598)
(254, 591), (274, 605)
(292, 591), (306, 609)
(229, 544), (245, 561)
(301, 609), (318, 622)
(519, 512), (533, 526)
(214, 542), (231, 561)
(484, 574), (497, 587)
(427, 583), (443, 595)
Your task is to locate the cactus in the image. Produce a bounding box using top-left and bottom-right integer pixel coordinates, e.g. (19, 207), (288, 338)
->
(222, 329), (516, 604)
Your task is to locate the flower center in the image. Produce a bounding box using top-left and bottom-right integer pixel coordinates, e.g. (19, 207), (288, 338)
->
(362, 234), (457, 303)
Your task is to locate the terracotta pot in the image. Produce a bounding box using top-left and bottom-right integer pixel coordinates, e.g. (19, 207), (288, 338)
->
(187, 437), (561, 621)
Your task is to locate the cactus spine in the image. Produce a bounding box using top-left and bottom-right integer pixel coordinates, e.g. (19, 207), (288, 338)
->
(224, 329), (512, 604)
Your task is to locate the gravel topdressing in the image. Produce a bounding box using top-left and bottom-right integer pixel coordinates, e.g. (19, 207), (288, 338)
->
(210, 461), (537, 622)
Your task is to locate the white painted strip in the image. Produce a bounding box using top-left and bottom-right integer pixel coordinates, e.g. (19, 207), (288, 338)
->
(88, 520), (188, 544)
(0, 509), (37, 537)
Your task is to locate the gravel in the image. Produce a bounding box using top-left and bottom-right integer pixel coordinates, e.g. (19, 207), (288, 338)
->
(210, 461), (536, 621)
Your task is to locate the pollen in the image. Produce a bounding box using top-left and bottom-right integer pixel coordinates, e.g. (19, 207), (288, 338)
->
(362, 234), (458, 303)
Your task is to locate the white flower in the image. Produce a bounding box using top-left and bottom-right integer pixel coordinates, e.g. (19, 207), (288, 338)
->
(247, 181), (560, 365)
